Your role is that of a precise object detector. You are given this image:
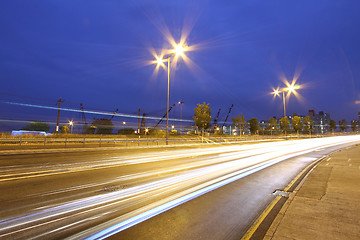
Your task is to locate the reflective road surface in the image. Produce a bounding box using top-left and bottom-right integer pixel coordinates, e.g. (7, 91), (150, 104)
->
(0, 136), (359, 239)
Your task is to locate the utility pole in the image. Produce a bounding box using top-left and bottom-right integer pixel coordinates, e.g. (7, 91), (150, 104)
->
(141, 113), (146, 134)
(178, 101), (184, 134)
(80, 103), (87, 134)
(55, 97), (62, 133)
(138, 107), (141, 134)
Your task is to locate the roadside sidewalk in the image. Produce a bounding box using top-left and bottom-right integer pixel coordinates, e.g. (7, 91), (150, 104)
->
(264, 144), (360, 239)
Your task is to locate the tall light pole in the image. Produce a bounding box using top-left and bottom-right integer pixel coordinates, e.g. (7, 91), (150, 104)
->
(282, 91), (286, 118)
(178, 101), (184, 134)
(273, 89), (287, 118)
(55, 97), (62, 133)
(154, 43), (187, 145)
(166, 56), (170, 144)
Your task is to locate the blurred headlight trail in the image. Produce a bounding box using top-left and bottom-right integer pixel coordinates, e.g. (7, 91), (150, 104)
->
(0, 136), (359, 239)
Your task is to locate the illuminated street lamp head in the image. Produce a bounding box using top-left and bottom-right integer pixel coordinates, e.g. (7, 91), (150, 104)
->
(152, 42), (189, 69)
(156, 56), (163, 65)
(285, 82), (300, 94)
(69, 120), (73, 126)
(172, 43), (187, 57)
(155, 56), (166, 67)
(272, 88), (281, 96)
(287, 84), (295, 93)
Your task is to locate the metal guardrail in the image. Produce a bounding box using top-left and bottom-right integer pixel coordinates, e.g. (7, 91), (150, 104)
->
(0, 133), (343, 151)
(0, 136), (289, 151)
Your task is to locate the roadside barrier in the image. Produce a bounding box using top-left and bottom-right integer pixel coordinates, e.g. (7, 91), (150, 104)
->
(0, 135), (289, 151)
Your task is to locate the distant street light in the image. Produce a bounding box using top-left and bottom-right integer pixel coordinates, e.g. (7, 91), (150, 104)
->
(153, 43), (188, 145)
(68, 120), (73, 134)
(122, 121), (126, 128)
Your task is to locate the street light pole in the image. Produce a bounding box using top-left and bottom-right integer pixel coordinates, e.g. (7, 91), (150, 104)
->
(55, 97), (62, 133)
(273, 84), (300, 118)
(166, 57), (170, 145)
(282, 91), (287, 136)
(152, 42), (188, 145)
(282, 91), (286, 118)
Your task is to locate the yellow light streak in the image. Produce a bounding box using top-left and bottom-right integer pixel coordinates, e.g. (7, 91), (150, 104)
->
(2, 136), (360, 239)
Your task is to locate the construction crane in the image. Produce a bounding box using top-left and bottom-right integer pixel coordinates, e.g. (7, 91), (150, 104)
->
(213, 108), (221, 127)
(222, 104), (234, 128)
(153, 104), (176, 129)
(109, 108), (119, 120)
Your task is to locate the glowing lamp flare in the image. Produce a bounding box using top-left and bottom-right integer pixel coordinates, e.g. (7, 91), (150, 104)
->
(173, 44), (186, 57)
(285, 82), (300, 93)
(273, 89), (280, 96)
(155, 56), (166, 67)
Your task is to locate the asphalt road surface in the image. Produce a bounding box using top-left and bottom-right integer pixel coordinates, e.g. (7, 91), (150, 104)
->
(0, 135), (359, 239)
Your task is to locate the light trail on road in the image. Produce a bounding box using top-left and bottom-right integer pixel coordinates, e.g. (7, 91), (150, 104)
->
(0, 136), (359, 239)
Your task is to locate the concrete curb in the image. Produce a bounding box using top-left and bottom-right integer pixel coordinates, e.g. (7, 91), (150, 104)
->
(263, 157), (325, 240)
(263, 144), (359, 240)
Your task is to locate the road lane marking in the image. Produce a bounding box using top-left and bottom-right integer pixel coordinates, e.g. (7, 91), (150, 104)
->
(241, 196), (282, 240)
(241, 155), (325, 240)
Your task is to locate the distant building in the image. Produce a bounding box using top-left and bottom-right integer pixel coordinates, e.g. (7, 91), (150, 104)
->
(308, 110), (315, 118)
(308, 110), (330, 134)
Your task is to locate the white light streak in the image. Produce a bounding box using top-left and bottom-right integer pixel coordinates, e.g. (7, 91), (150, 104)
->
(1, 136), (360, 239)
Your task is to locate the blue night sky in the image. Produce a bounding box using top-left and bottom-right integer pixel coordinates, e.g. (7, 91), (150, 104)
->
(1, 1), (360, 131)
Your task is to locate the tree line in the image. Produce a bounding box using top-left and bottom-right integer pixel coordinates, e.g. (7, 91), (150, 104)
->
(193, 102), (358, 135)
(19, 103), (359, 135)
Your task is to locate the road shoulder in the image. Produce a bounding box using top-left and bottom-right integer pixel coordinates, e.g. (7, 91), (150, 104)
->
(264, 144), (360, 239)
